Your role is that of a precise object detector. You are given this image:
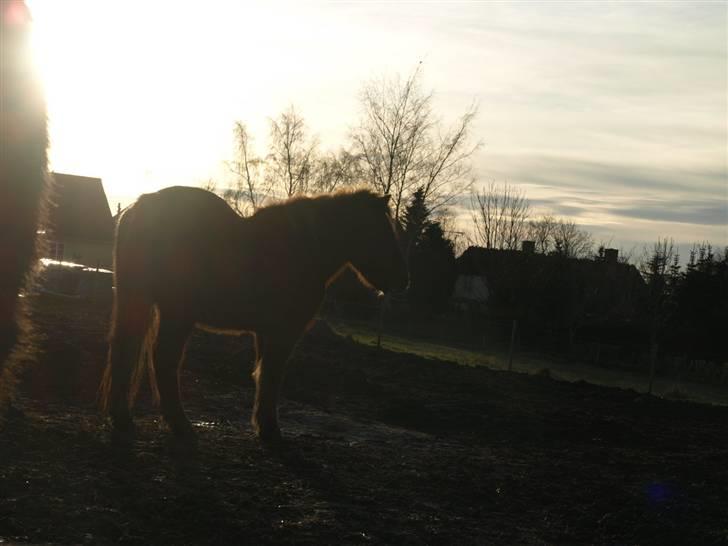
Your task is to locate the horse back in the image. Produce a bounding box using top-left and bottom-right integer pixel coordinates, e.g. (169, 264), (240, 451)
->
(115, 187), (245, 307)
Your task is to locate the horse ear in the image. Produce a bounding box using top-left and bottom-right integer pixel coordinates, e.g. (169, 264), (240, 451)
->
(380, 194), (391, 207)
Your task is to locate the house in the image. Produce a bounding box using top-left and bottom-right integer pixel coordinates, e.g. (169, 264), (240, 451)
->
(451, 274), (489, 312)
(45, 172), (114, 269)
(453, 243), (647, 351)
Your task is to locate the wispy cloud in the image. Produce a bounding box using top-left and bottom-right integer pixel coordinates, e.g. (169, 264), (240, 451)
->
(474, 153), (727, 244)
(489, 155), (726, 198)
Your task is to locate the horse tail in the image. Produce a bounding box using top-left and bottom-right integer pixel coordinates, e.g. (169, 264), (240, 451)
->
(99, 205), (160, 416)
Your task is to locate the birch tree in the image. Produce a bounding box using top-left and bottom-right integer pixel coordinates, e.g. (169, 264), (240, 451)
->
(224, 121), (270, 215)
(352, 66), (479, 220)
(267, 105), (318, 198)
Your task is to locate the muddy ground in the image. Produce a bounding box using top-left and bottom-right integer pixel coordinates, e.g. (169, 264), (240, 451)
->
(1, 294), (727, 545)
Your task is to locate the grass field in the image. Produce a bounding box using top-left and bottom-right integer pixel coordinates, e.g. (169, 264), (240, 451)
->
(328, 319), (728, 407)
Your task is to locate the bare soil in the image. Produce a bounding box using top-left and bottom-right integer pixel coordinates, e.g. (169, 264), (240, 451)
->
(1, 294), (727, 545)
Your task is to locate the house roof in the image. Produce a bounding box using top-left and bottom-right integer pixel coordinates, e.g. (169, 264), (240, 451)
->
(47, 172), (114, 242)
(457, 246), (642, 280)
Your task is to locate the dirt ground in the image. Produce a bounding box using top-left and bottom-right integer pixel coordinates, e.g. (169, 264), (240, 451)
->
(1, 294), (727, 545)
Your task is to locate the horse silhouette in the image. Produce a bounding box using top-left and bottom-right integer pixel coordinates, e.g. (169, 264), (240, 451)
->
(100, 186), (407, 443)
(0, 0), (49, 417)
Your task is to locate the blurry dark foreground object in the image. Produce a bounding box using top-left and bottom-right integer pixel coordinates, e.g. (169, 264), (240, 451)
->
(0, 0), (49, 420)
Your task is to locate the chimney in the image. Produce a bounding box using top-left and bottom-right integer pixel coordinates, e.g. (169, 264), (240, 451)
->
(604, 248), (618, 264)
(521, 240), (535, 254)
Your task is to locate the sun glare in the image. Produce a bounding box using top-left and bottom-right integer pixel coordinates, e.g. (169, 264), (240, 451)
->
(26, 0), (278, 205)
(28, 1), (157, 197)
(22, 1), (728, 248)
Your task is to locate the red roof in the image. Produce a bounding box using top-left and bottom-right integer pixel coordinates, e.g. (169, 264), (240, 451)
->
(47, 173), (114, 242)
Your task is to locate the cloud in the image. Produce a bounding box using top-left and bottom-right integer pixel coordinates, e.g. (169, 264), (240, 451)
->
(612, 200), (727, 226)
(466, 152), (728, 251)
(483, 154), (726, 201)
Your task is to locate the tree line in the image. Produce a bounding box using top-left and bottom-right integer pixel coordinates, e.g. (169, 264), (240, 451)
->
(206, 66), (608, 264)
(469, 181), (595, 259)
(639, 240), (727, 366)
(207, 66), (479, 222)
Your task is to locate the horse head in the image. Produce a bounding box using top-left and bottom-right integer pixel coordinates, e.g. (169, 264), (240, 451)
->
(348, 193), (408, 295)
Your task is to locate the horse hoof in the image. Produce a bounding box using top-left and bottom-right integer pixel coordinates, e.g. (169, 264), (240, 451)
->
(168, 432), (198, 458)
(110, 424), (136, 446)
(170, 421), (198, 445)
(258, 427), (283, 446)
(174, 429), (198, 446)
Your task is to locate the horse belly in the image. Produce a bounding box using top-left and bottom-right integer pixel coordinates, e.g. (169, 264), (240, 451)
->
(193, 282), (265, 333)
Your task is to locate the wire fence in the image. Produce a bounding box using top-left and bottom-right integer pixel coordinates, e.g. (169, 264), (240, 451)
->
(318, 296), (728, 391)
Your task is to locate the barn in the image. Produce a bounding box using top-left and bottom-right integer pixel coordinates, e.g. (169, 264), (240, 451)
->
(45, 172), (114, 269)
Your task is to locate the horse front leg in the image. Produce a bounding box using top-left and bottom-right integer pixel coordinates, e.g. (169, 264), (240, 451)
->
(106, 336), (142, 438)
(251, 334), (297, 443)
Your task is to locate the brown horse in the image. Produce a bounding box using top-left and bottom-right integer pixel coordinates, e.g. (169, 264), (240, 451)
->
(100, 186), (407, 442)
(0, 0), (49, 417)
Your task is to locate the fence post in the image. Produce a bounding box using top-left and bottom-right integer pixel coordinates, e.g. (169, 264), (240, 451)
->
(376, 295), (387, 350)
(648, 339), (658, 394)
(507, 319), (518, 371)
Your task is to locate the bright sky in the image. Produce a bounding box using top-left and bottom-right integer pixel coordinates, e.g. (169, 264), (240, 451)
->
(28, 1), (727, 257)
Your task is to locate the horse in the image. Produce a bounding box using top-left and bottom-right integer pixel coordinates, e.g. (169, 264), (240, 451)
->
(0, 0), (49, 419)
(100, 186), (407, 443)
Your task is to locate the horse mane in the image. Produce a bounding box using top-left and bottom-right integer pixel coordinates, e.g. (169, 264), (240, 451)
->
(252, 187), (385, 216)
(252, 189), (391, 253)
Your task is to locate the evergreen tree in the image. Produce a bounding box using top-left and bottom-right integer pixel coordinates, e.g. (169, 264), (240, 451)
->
(408, 221), (457, 314)
(667, 244), (728, 362)
(395, 181), (459, 314)
(401, 187), (430, 253)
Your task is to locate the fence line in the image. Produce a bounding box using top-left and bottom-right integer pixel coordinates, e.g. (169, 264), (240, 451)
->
(318, 297), (728, 391)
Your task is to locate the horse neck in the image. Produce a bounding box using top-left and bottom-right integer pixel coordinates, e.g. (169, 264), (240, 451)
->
(292, 198), (352, 283)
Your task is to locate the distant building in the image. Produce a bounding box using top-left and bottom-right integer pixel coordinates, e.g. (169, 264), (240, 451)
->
(45, 173), (114, 269)
(451, 274), (489, 312)
(454, 245), (646, 322)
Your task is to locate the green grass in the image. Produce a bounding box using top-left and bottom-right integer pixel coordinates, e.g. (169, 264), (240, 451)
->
(328, 319), (728, 407)
(330, 320), (504, 369)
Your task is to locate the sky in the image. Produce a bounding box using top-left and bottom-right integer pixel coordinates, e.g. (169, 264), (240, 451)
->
(27, 1), (727, 259)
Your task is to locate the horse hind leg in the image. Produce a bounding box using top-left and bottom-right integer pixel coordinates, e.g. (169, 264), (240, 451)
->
(153, 316), (194, 441)
(100, 294), (153, 440)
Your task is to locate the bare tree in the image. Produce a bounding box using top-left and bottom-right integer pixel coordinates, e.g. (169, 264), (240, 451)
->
(268, 105), (318, 198)
(527, 214), (557, 254)
(313, 148), (363, 194)
(201, 178), (218, 193)
(438, 210), (469, 257)
(225, 121), (270, 215)
(553, 219), (593, 259)
(352, 66), (478, 219)
(470, 181), (531, 250)
(352, 69), (429, 218)
(420, 104), (479, 214)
